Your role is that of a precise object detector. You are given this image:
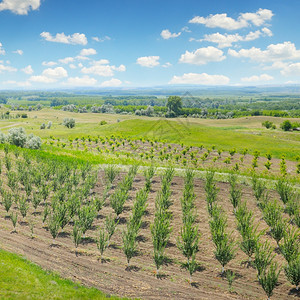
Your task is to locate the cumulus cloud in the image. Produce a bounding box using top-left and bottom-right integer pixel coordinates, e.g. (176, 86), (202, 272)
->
(65, 76), (97, 87)
(42, 61), (57, 67)
(92, 36), (111, 42)
(189, 8), (273, 30)
(29, 67), (68, 83)
(101, 78), (122, 87)
(281, 62), (300, 76)
(169, 73), (230, 85)
(179, 46), (225, 65)
(136, 56), (160, 67)
(40, 32), (88, 45)
(58, 57), (75, 64)
(0, 63), (17, 73)
(0, 43), (5, 55)
(0, 0), (40, 15)
(228, 41), (300, 62)
(2, 80), (31, 87)
(160, 29), (181, 40)
(81, 60), (126, 77)
(241, 74), (273, 82)
(192, 28), (272, 48)
(29, 75), (56, 83)
(21, 65), (33, 74)
(80, 48), (97, 56)
(162, 62), (172, 68)
(13, 49), (23, 55)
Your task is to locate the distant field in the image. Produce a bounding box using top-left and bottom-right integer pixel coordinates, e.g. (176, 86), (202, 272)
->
(0, 109), (299, 161)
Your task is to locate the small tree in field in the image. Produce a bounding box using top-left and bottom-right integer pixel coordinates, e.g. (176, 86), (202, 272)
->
(214, 233), (236, 274)
(97, 228), (109, 261)
(254, 241), (275, 280)
(259, 262), (281, 300)
(72, 221), (82, 251)
(228, 173), (242, 213)
(275, 177), (294, 208)
(63, 118), (75, 128)
(284, 256), (300, 291)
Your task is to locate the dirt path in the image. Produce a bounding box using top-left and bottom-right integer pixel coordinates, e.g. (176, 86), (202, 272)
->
(0, 173), (298, 299)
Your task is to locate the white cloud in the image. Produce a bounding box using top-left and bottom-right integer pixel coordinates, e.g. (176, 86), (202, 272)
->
(196, 33), (242, 48)
(281, 63), (300, 76)
(228, 41), (300, 62)
(101, 78), (122, 87)
(0, 64), (17, 73)
(69, 64), (76, 69)
(80, 48), (97, 56)
(40, 32), (88, 45)
(58, 57), (75, 64)
(160, 29), (181, 40)
(162, 62), (172, 68)
(21, 65), (33, 74)
(42, 61), (57, 66)
(92, 36), (111, 42)
(0, 43), (5, 55)
(241, 74), (273, 82)
(2, 80), (31, 87)
(179, 46), (225, 65)
(29, 76), (56, 83)
(81, 60), (126, 77)
(29, 67), (68, 83)
(169, 73), (230, 85)
(194, 28), (272, 48)
(189, 8), (273, 30)
(0, 0), (40, 15)
(136, 56), (160, 67)
(65, 76), (97, 87)
(262, 27), (273, 37)
(13, 49), (23, 55)
(42, 67), (68, 78)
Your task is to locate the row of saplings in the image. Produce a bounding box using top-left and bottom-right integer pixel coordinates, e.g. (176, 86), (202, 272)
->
(204, 170), (299, 299)
(0, 147), (299, 298)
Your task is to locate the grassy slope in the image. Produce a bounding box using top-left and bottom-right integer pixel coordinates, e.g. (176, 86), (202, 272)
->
(0, 109), (299, 160)
(0, 249), (125, 300)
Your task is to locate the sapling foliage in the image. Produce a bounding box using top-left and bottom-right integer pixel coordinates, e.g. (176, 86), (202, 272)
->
(97, 228), (109, 260)
(259, 262), (281, 300)
(254, 241), (275, 280)
(284, 256), (300, 291)
(228, 173), (242, 213)
(72, 221), (82, 249)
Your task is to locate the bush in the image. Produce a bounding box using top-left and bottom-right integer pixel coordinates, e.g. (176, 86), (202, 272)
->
(280, 120), (292, 131)
(100, 120), (107, 125)
(7, 127), (27, 147)
(26, 134), (42, 149)
(63, 118), (75, 128)
(262, 121), (274, 129)
(40, 123), (46, 129)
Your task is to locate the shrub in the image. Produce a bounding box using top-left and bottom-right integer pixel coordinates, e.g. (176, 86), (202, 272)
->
(285, 256), (300, 291)
(262, 121), (274, 129)
(280, 120), (292, 131)
(259, 262), (281, 300)
(63, 118), (75, 128)
(7, 127), (27, 147)
(40, 123), (46, 129)
(26, 134), (42, 149)
(97, 228), (109, 260)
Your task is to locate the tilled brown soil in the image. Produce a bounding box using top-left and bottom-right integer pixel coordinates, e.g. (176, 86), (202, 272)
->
(0, 172), (299, 300)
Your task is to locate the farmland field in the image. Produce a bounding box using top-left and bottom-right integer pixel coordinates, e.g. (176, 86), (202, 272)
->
(0, 121), (299, 299)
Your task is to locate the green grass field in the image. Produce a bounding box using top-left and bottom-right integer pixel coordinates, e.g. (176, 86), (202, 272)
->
(0, 109), (299, 161)
(0, 249), (125, 300)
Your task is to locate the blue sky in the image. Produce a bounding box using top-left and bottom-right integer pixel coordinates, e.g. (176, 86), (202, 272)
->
(0, 0), (300, 89)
